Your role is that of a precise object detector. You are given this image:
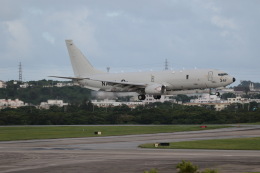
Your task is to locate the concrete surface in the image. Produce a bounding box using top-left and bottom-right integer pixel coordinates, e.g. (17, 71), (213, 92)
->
(0, 125), (259, 173)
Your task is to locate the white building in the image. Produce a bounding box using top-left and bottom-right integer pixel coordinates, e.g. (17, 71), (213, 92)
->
(20, 83), (30, 88)
(0, 80), (6, 88)
(190, 94), (224, 103)
(56, 83), (65, 87)
(132, 95), (175, 104)
(249, 83), (255, 91)
(55, 82), (74, 87)
(0, 99), (27, 109)
(40, 100), (68, 109)
(92, 99), (144, 108)
(227, 97), (260, 104)
(184, 102), (230, 111)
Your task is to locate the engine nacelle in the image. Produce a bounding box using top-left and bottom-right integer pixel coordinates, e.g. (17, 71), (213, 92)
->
(145, 84), (166, 95)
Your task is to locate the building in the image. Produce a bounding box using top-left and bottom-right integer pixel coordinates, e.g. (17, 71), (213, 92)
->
(227, 97), (260, 104)
(55, 82), (74, 87)
(184, 102), (230, 111)
(249, 83), (255, 91)
(92, 99), (122, 107)
(190, 94), (223, 103)
(39, 100), (68, 109)
(142, 95), (175, 104)
(0, 80), (6, 88)
(0, 99), (27, 109)
(20, 83), (30, 88)
(92, 95), (177, 108)
(92, 99), (143, 108)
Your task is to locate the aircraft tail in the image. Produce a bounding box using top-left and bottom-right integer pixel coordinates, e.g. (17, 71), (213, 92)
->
(65, 40), (104, 77)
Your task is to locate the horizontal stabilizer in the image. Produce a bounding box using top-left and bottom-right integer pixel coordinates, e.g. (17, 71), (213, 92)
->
(49, 76), (87, 80)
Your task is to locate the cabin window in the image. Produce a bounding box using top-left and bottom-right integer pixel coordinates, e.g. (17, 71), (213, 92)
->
(186, 75), (189, 79)
(218, 73), (228, 76)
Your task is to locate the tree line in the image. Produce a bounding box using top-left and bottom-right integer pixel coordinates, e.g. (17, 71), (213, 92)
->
(0, 101), (259, 125)
(0, 80), (91, 105)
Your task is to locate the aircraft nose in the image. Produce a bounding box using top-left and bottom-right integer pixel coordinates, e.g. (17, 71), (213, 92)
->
(233, 77), (236, 82)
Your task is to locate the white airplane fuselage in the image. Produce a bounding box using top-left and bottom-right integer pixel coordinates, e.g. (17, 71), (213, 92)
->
(78, 69), (234, 93)
(51, 40), (236, 100)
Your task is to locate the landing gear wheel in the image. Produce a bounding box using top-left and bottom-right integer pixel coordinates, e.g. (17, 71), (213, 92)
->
(138, 95), (146, 100)
(153, 95), (161, 99)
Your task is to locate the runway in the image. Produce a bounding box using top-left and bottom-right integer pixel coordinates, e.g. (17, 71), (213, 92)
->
(0, 125), (259, 173)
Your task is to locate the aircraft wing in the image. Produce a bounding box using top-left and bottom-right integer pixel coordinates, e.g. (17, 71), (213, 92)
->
(87, 78), (147, 91)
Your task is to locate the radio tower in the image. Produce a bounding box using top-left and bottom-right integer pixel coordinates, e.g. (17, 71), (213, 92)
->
(164, 59), (169, 70)
(19, 62), (22, 82)
(107, 67), (110, 73)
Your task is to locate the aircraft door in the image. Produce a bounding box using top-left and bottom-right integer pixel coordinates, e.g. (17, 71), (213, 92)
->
(208, 71), (213, 81)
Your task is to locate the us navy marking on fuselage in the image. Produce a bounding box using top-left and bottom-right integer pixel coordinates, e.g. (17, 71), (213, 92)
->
(102, 81), (108, 86)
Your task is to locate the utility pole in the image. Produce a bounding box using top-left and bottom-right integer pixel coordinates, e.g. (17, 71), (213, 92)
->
(19, 62), (22, 82)
(164, 59), (168, 70)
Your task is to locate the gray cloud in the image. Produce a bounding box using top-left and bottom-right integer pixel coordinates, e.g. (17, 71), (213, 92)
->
(0, 0), (259, 85)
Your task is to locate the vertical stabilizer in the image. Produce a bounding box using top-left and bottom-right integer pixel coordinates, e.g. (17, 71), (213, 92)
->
(65, 40), (104, 77)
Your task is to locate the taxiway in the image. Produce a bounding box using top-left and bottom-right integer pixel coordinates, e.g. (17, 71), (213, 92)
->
(0, 125), (259, 173)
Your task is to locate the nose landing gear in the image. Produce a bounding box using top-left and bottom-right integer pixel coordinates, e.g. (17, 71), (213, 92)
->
(210, 88), (221, 97)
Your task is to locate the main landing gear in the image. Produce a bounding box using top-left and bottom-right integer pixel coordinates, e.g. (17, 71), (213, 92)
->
(153, 95), (161, 99)
(138, 94), (146, 100)
(138, 95), (162, 100)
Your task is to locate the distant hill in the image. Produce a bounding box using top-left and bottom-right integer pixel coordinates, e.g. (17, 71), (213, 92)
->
(238, 80), (260, 88)
(0, 80), (91, 105)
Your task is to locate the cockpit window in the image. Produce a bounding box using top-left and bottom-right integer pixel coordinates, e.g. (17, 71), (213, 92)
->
(218, 73), (228, 76)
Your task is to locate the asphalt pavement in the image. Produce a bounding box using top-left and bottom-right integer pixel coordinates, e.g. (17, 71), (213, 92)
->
(0, 125), (259, 173)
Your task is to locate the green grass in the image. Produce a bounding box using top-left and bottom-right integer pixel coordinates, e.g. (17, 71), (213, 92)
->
(140, 137), (260, 150)
(0, 125), (229, 141)
(239, 122), (260, 125)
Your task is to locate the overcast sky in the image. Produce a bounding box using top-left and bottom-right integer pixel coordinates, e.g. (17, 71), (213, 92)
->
(0, 0), (259, 85)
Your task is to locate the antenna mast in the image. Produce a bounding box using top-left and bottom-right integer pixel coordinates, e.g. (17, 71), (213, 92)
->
(164, 59), (169, 70)
(107, 67), (110, 73)
(19, 62), (22, 82)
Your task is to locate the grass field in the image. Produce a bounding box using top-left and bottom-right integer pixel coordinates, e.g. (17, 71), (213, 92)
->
(240, 122), (260, 125)
(139, 137), (260, 150)
(0, 125), (229, 141)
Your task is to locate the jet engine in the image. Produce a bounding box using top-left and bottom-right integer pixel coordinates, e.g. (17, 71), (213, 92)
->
(145, 84), (166, 95)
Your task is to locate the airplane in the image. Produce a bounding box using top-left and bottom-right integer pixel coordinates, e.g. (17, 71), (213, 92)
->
(50, 40), (236, 100)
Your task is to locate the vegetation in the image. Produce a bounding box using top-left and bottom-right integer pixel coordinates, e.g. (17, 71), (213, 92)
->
(200, 169), (219, 173)
(143, 168), (158, 173)
(176, 160), (199, 173)
(0, 80), (260, 125)
(143, 161), (219, 173)
(238, 81), (260, 89)
(0, 100), (259, 125)
(0, 80), (91, 105)
(139, 137), (260, 150)
(221, 92), (236, 100)
(0, 125), (227, 141)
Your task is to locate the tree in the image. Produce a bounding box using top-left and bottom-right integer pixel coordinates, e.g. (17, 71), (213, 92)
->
(252, 94), (260, 99)
(143, 168), (158, 173)
(176, 160), (199, 173)
(201, 169), (218, 173)
(175, 94), (190, 103)
(221, 92), (236, 100)
(249, 101), (258, 111)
